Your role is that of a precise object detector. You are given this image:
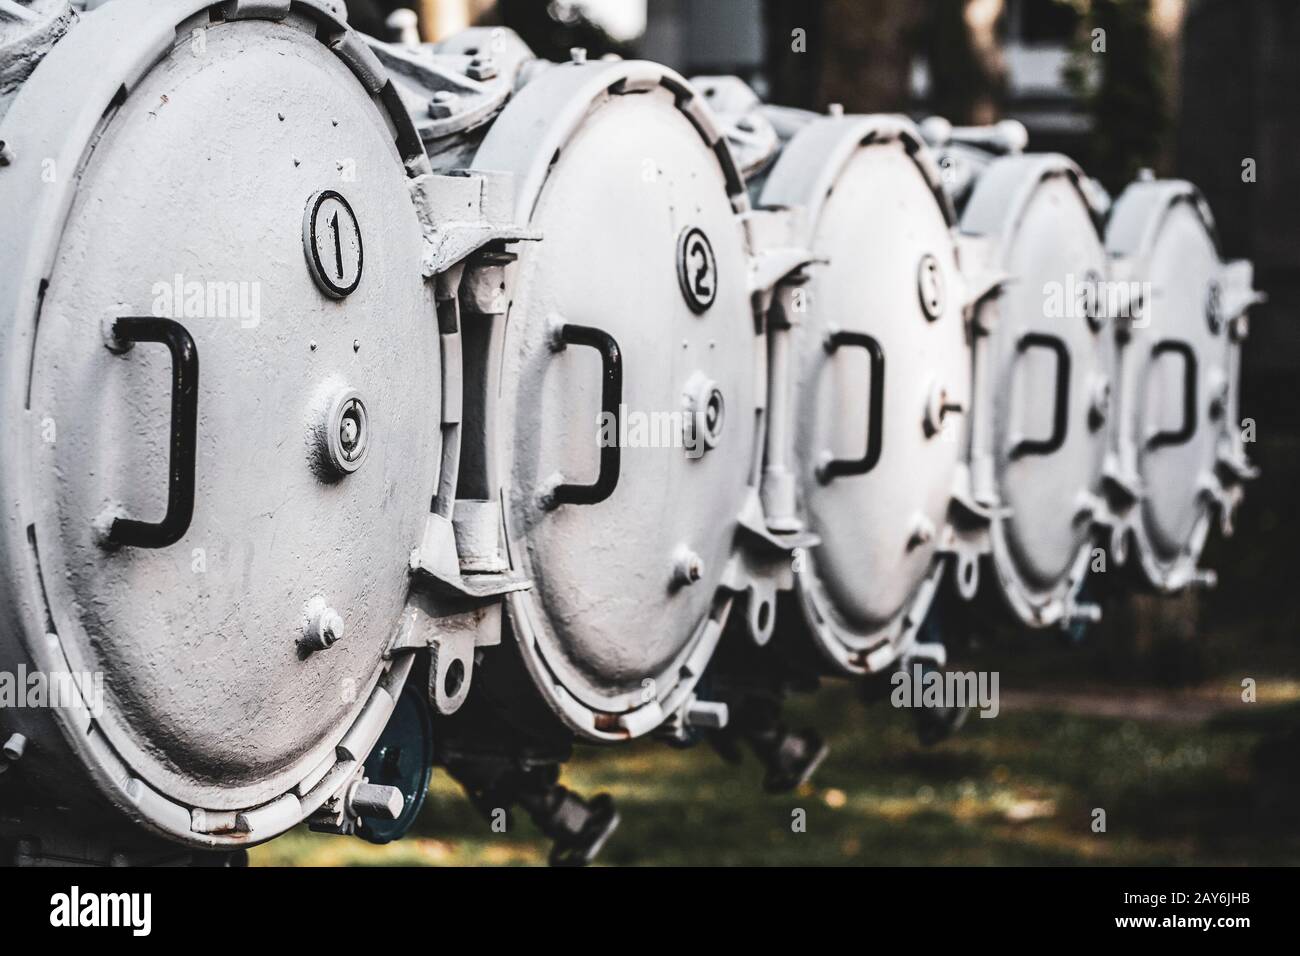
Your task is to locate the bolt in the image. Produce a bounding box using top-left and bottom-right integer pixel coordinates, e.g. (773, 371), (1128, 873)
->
(349, 781), (405, 820)
(340, 415), (359, 450)
(427, 90), (460, 119)
(1089, 378), (1111, 428)
(1208, 382), (1228, 422)
(304, 603), (345, 650)
(0, 141), (14, 166)
(2, 733), (26, 762)
(908, 515), (936, 550)
(570, 47), (587, 65)
(917, 253), (945, 319)
(466, 56), (497, 81)
(386, 8), (420, 47)
(827, 102), (844, 117)
(353, 339), (360, 352)
(672, 547), (704, 586)
(924, 380), (963, 436)
(684, 698), (729, 730)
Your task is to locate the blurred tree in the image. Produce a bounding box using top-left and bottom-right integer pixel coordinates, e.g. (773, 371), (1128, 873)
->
(920, 0), (1008, 125)
(1063, 0), (1172, 191)
(817, 0), (927, 113)
(762, 0), (825, 109)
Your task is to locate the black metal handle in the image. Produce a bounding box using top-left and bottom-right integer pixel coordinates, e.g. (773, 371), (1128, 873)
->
(817, 330), (885, 483)
(106, 317), (199, 548)
(1148, 339), (1197, 449)
(545, 323), (623, 508)
(1010, 332), (1071, 459)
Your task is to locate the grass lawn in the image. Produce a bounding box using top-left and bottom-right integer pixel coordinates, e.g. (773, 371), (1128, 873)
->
(251, 678), (1300, 867)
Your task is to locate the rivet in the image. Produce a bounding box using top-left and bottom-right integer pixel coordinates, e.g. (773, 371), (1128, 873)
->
(672, 546), (705, 586)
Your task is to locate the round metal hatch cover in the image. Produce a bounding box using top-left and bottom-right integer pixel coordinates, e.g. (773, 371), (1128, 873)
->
(1108, 184), (1228, 575)
(761, 118), (969, 670)
(474, 66), (758, 726)
(964, 156), (1113, 620)
(17, 16), (440, 809)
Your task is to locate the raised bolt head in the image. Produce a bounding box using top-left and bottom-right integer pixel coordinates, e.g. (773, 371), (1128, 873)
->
(465, 57), (497, 81)
(917, 253), (945, 320)
(672, 547), (704, 586)
(304, 601), (345, 651)
(570, 47), (588, 64)
(427, 90), (460, 119)
(340, 416), (359, 451)
(319, 609), (344, 646)
(349, 781), (405, 821)
(339, 400), (365, 460)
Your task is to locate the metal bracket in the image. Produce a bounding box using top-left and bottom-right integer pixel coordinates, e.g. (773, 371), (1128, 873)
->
(407, 169), (540, 277)
(409, 513), (531, 600)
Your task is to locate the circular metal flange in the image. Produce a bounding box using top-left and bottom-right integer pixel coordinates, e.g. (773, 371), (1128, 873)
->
(0, 0), (439, 847)
(312, 384), (370, 477)
(683, 371), (725, 454)
(758, 112), (968, 673)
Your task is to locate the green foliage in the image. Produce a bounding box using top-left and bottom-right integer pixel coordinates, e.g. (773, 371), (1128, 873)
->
(253, 684), (1300, 867)
(1064, 0), (1172, 191)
